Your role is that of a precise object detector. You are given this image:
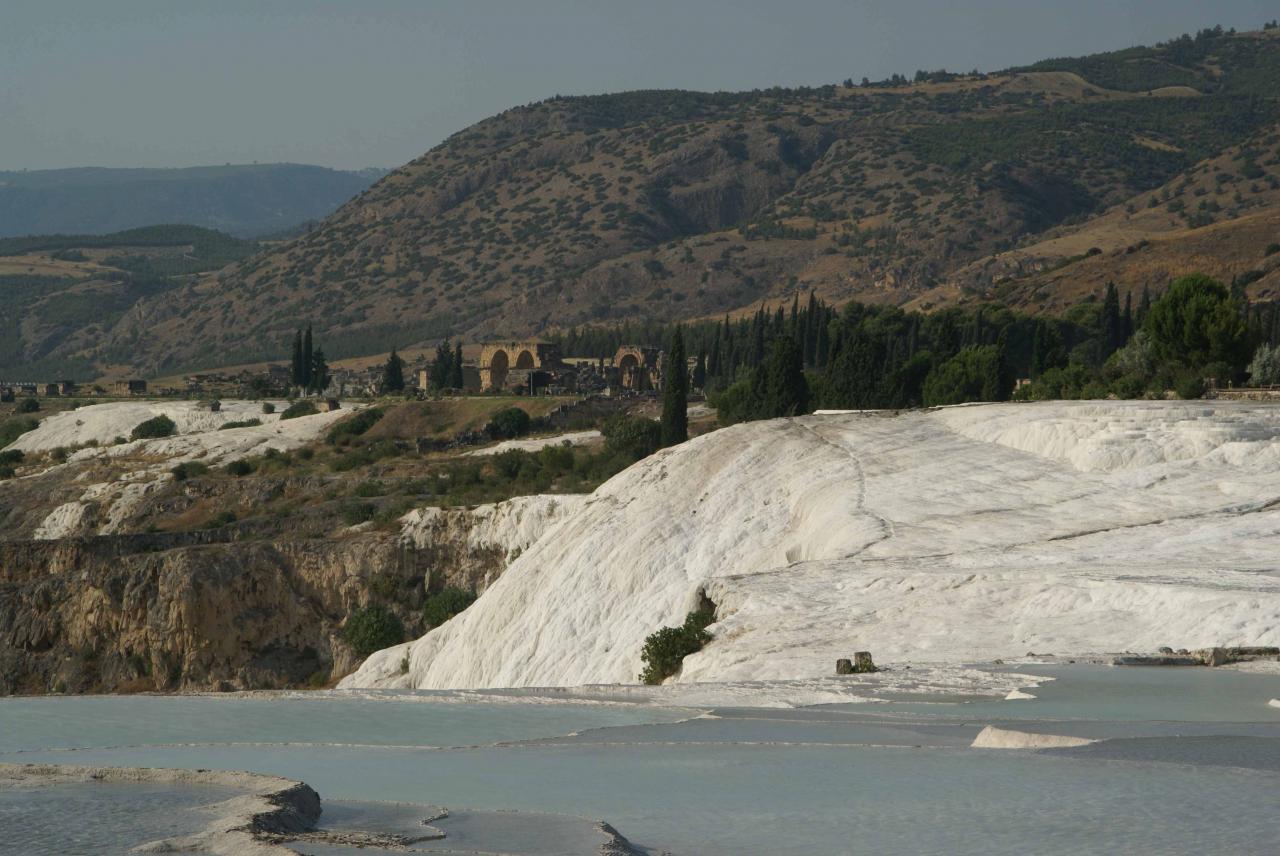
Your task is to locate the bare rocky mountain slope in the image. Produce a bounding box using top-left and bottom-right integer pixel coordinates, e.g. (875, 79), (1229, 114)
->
(84, 27), (1280, 373)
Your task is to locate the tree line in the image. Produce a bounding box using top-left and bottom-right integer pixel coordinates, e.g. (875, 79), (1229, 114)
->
(698, 274), (1273, 425)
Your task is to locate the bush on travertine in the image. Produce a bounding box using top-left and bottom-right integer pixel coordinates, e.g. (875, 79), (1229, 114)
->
(423, 587), (477, 628)
(130, 414), (176, 440)
(342, 605), (404, 658)
(280, 400), (318, 420)
(639, 609), (715, 685)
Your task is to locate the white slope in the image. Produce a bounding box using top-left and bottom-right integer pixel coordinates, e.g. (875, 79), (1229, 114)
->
(343, 401), (1280, 691)
(6, 400), (288, 453)
(462, 431), (601, 457)
(16, 401), (357, 539)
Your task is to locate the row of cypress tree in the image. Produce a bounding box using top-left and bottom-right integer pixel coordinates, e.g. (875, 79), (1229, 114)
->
(289, 325), (329, 395)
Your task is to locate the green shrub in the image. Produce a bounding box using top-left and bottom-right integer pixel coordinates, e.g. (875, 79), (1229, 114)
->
(330, 440), (399, 472)
(0, 418), (38, 447)
(130, 414), (176, 440)
(485, 406), (531, 439)
(171, 461), (209, 481)
(1176, 372), (1207, 400)
(423, 587), (477, 627)
(493, 448), (528, 479)
(218, 418), (262, 430)
(0, 449), (23, 466)
(342, 605), (404, 658)
(280, 400), (318, 420)
(326, 407), (384, 444)
(225, 459), (255, 476)
(639, 609), (715, 685)
(602, 415), (662, 461)
(353, 480), (387, 497)
(373, 498), (415, 526)
(1266, 242), (1280, 256)
(330, 448), (374, 472)
(261, 402), (275, 414)
(204, 510), (237, 529)
(0, 465), (14, 479)
(341, 501), (376, 526)
(16, 397), (39, 413)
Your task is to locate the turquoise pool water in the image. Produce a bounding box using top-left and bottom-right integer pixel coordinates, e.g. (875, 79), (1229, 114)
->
(0, 781), (237, 856)
(2, 666), (1277, 855)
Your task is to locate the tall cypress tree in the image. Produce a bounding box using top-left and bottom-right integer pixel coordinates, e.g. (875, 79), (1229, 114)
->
(310, 348), (329, 395)
(449, 342), (465, 389)
(1102, 282), (1121, 355)
(760, 334), (809, 418)
(290, 330), (303, 388)
(429, 341), (452, 390)
(302, 325), (314, 390)
(1138, 285), (1152, 325)
(816, 313), (831, 369)
(751, 309), (766, 368)
(707, 323), (722, 385)
(693, 348), (707, 390)
(804, 291), (819, 366)
(661, 327), (689, 446)
(1123, 291), (1134, 343)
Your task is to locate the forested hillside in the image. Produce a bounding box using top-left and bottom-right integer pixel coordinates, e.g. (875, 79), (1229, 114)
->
(0, 226), (260, 379)
(56, 26), (1280, 374)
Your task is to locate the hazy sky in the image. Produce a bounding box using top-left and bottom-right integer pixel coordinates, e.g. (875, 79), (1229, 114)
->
(3, 1), (1274, 171)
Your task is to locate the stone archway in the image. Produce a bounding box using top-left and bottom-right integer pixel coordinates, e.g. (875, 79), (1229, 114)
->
(515, 350), (536, 369)
(617, 353), (640, 388)
(488, 349), (510, 390)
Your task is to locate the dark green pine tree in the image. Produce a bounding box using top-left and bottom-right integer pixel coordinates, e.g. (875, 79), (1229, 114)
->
(750, 309), (766, 368)
(290, 329), (304, 388)
(815, 313), (831, 369)
(310, 349), (329, 395)
(661, 327), (689, 446)
(1122, 291), (1134, 343)
(692, 348), (707, 390)
(1138, 284), (1152, 325)
(429, 341), (452, 390)
(803, 291), (819, 366)
(760, 335), (809, 418)
(1102, 281), (1121, 355)
(707, 324), (722, 385)
(302, 325), (314, 391)
(983, 331), (1013, 401)
(1030, 321), (1047, 378)
(450, 342), (465, 389)
(382, 348), (406, 393)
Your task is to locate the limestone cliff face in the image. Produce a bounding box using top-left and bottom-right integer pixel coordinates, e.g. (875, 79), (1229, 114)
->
(0, 532), (422, 694)
(0, 496), (575, 694)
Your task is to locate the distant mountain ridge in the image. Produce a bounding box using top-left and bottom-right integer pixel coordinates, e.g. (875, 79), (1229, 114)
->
(27, 25), (1280, 375)
(0, 164), (388, 239)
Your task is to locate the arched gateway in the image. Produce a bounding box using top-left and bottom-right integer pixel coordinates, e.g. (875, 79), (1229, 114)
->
(479, 341), (564, 391)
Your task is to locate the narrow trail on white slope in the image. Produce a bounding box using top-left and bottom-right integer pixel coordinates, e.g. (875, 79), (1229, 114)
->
(797, 419), (895, 556)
